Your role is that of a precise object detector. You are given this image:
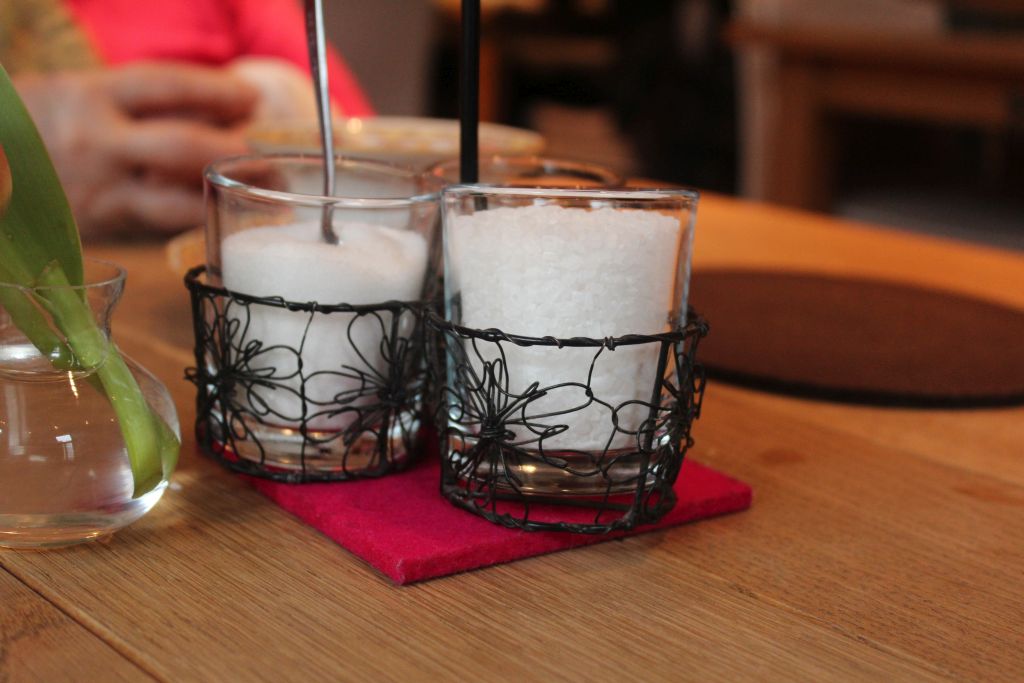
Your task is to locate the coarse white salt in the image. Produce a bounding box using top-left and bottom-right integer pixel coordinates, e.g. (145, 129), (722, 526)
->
(446, 204), (686, 451)
(222, 221), (427, 430)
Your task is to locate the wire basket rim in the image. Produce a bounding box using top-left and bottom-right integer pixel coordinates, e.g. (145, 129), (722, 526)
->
(184, 265), (422, 314)
(426, 309), (707, 350)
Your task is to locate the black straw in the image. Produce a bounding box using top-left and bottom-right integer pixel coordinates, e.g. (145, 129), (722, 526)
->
(459, 0), (480, 183)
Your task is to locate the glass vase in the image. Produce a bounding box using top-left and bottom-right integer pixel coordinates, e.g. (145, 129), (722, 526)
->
(0, 260), (179, 548)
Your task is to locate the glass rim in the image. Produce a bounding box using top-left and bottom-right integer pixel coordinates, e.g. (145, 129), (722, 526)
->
(0, 258), (125, 293)
(440, 183), (700, 205)
(204, 153), (444, 209)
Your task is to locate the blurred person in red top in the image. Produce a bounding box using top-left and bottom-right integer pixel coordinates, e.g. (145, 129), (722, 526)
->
(3, 0), (373, 237)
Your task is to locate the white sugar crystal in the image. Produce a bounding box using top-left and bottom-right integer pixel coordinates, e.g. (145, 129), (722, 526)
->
(447, 204), (684, 450)
(222, 221), (427, 430)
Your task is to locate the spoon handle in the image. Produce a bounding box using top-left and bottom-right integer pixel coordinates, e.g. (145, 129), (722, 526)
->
(304, 0), (338, 244)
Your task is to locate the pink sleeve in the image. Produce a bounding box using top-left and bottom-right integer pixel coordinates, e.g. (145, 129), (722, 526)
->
(230, 0), (375, 117)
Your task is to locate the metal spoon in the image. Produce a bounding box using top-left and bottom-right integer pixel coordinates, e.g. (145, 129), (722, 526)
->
(304, 0), (338, 245)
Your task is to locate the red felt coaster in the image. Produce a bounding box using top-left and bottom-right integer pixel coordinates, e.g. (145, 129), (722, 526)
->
(248, 458), (751, 584)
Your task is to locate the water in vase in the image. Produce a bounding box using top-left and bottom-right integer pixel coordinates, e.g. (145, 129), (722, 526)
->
(0, 358), (171, 548)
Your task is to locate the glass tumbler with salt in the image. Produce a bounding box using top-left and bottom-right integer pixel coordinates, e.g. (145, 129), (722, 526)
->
(192, 154), (442, 480)
(438, 185), (701, 511)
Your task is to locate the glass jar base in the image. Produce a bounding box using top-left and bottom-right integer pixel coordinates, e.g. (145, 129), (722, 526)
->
(210, 410), (418, 478)
(446, 437), (668, 497)
(0, 484), (166, 549)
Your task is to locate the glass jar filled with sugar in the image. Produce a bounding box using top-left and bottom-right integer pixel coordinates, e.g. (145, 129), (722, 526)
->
(191, 155), (442, 481)
(436, 185), (705, 530)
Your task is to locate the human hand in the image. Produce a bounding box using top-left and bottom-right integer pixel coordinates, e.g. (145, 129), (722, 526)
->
(15, 63), (258, 238)
(229, 57), (320, 125)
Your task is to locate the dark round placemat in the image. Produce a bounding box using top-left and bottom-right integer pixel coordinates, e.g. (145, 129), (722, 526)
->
(689, 270), (1024, 407)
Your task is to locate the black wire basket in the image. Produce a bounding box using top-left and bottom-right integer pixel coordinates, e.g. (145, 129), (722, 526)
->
(185, 266), (428, 482)
(430, 310), (709, 533)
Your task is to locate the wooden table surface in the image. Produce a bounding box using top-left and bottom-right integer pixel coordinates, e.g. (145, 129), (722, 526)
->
(3, 194), (1023, 682)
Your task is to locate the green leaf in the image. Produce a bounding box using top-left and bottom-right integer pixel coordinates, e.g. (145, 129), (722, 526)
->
(0, 64), (82, 287)
(0, 63), (178, 497)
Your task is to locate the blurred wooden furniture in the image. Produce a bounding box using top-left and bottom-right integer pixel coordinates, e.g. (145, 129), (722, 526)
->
(433, 0), (549, 122)
(3, 194), (1024, 680)
(729, 21), (1024, 210)
(432, 0), (619, 126)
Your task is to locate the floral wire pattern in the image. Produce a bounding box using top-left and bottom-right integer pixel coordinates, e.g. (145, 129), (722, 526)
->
(429, 311), (709, 533)
(185, 266), (426, 482)
(184, 264), (709, 534)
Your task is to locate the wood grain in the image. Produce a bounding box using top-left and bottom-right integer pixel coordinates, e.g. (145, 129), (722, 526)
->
(0, 568), (149, 682)
(2, 193), (1023, 681)
(690, 384), (1024, 679)
(716, 385), (1024, 488)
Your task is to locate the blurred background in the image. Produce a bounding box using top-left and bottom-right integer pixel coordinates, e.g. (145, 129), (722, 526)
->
(329, 0), (1023, 250)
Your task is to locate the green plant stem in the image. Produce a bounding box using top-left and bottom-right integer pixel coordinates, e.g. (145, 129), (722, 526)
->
(0, 285), (76, 370)
(35, 267), (178, 497)
(94, 350), (179, 497)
